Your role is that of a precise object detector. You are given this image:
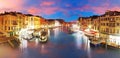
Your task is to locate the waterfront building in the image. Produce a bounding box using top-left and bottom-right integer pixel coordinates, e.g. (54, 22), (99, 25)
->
(25, 14), (43, 29)
(0, 12), (45, 36)
(46, 19), (65, 28)
(99, 11), (120, 47)
(0, 12), (22, 36)
(78, 10), (120, 47)
(78, 17), (92, 31)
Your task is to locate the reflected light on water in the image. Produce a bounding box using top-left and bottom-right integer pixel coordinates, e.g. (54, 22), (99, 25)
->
(48, 29), (50, 37)
(54, 20), (61, 38)
(40, 45), (48, 54)
(19, 28), (29, 49)
(72, 31), (91, 58)
(83, 35), (91, 58)
(20, 40), (28, 49)
(72, 31), (83, 49)
(0, 46), (19, 58)
(54, 28), (59, 38)
(35, 38), (39, 46)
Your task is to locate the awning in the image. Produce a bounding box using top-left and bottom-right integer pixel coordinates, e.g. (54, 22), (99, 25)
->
(83, 29), (98, 36)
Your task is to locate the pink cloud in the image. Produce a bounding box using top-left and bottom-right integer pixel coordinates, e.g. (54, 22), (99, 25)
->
(65, 4), (71, 7)
(109, 6), (120, 11)
(27, 6), (59, 15)
(40, 1), (55, 6)
(91, 7), (108, 14)
(27, 1), (60, 15)
(91, 5), (120, 14)
(78, 1), (120, 14)
(0, 0), (25, 12)
(40, 7), (58, 14)
(79, 5), (91, 11)
(27, 7), (40, 14)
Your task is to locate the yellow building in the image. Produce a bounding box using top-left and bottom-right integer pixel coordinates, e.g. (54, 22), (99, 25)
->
(0, 12), (45, 36)
(0, 12), (19, 36)
(99, 11), (120, 47)
(15, 12), (26, 35)
(78, 10), (120, 47)
(91, 16), (99, 31)
(78, 17), (92, 30)
(25, 14), (45, 29)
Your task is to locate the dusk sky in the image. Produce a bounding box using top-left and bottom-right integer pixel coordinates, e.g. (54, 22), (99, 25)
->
(0, 0), (120, 21)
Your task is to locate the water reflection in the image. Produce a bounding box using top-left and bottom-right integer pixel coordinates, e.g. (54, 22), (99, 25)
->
(18, 27), (92, 58)
(72, 31), (91, 58)
(54, 20), (61, 38)
(0, 46), (20, 58)
(40, 44), (49, 54)
(54, 28), (59, 38)
(2, 27), (120, 58)
(20, 40), (28, 49)
(35, 38), (39, 46)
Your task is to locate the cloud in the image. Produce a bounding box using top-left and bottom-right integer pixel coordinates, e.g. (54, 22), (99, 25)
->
(0, 0), (26, 12)
(40, 1), (55, 6)
(91, 4), (120, 14)
(109, 6), (120, 11)
(27, 1), (60, 15)
(2, 0), (120, 20)
(78, 0), (120, 14)
(27, 6), (59, 15)
(27, 7), (40, 14)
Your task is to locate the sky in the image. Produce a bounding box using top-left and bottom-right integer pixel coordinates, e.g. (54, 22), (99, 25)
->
(0, 0), (120, 22)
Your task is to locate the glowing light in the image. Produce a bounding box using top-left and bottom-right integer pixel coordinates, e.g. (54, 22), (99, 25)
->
(72, 31), (84, 49)
(19, 26), (34, 49)
(55, 20), (61, 26)
(71, 24), (80, 32)
(54, 20), (60, 38)
(19, 28), (28, 49)
(48, 29), (50, 37)
(88, 25), (92, 29)
(72, 31), (91, 58)
(35, 38), (39, 46)
(109, 35), (120, 45)
(54, 28), (59, 38)
(72, 31), (90, 49)
(85, 29), (90, 32)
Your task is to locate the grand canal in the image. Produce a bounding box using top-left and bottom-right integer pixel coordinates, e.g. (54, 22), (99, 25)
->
(1, 27), (120, 58)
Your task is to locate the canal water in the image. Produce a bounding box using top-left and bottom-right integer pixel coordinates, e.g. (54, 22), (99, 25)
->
(1, 27), (120, 58)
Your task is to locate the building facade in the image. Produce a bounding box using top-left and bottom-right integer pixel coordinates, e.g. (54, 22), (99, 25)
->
(0, 12), (45, 36)
(99, 11), (120, 47)
(0, 12), (21, 36)
(78, 17), (92, 30)
(78, 11), (120, 47)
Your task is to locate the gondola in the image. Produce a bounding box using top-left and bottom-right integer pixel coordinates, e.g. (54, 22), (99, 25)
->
(39, 29), (48, 43)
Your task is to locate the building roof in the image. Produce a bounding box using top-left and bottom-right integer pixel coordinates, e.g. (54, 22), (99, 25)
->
(101, 10), (120, 16)
(25, 14), (33, 16)
(0, 11), (24, 16)
(78, 10), (120, 20)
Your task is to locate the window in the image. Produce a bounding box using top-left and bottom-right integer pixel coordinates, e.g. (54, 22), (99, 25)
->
(8, 27), (10, 30)
(5, 26), (7, 30)
(5, 20), (7, 24)
(107, 23), (108, 26)
(117, 29), (119, 33)
(117, 23), (119, 26)
(12, 21), (17, 25)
